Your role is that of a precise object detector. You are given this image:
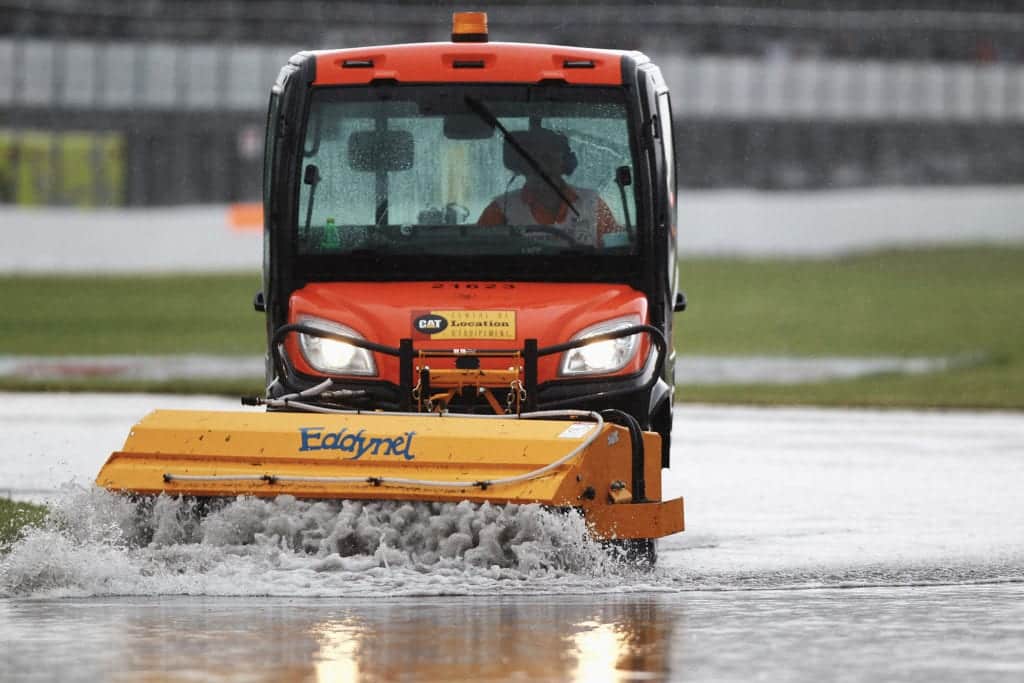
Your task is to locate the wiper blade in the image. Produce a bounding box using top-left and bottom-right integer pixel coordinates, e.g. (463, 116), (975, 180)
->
(463, 95), (579, 218)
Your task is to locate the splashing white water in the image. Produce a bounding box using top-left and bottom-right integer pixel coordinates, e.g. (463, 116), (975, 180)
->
(1, 487), (653, 598)
(7, 403), (1024, 598)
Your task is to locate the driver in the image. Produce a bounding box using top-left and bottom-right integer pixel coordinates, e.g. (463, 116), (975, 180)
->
(477, 128), (626, 248)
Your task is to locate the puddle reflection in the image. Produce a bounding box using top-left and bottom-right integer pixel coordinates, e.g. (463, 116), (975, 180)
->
(3, 597), (673, 682)
(6, 586), (1023, 682)
(299, 599), (673, 683)
(0, 597), (678, 682)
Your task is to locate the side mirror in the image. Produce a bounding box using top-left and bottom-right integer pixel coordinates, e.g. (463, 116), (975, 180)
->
(303, 164), (320, 185)
(673, 291), (687, 313)
(615, 165), (632, 187)
(253, 290), (266, 313)
(348, 130), (414, 172)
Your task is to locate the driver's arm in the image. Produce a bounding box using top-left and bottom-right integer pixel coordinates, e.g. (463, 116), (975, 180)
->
(477, 199), (507, 226)
(595, 197), (626, 247)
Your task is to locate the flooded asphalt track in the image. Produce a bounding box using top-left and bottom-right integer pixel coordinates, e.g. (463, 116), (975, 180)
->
(3, 587), (1023, 683)
(2, 393), (1023, 681)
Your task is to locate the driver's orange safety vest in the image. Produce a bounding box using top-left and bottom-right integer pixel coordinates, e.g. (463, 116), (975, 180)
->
(478, 186), (627, 248)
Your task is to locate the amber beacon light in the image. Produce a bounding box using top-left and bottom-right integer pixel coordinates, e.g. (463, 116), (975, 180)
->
(452, 11), (488, 42)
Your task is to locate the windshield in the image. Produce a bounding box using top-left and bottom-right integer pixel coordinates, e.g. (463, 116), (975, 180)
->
(296, 85), (638, 257)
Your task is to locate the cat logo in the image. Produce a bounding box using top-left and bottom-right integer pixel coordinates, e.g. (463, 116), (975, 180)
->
(413, 313), (449, 335)
(411, 310), (516, 340)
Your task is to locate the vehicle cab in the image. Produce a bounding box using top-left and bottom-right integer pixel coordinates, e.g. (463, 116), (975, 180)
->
(259, 14), (681, 463)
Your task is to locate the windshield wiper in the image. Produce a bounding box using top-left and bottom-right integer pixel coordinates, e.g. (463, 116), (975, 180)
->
(463, 96), (579, 218)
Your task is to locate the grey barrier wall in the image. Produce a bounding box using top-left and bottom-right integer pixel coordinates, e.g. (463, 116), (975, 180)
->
(4, 39), (1024, 119)
(2, 33), (1024, 204)
(7, 1), (1024, 62)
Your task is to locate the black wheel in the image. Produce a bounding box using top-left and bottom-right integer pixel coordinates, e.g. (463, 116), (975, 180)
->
(651, 399), (673, 468)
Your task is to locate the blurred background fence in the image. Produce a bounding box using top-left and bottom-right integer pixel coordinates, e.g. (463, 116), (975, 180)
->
(2, 0), (1023, 206)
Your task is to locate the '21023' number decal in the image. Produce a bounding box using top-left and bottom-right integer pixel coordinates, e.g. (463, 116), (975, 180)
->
(431, 283), (516, 289)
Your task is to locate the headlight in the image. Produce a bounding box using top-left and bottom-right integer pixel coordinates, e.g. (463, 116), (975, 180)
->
(297, 316), (376, 376)
(559, 316), (642, 376)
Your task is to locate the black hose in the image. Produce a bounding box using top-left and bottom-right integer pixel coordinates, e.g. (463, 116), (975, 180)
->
(537, 324), (666, 371)
(600, 408), (647, 502)
(534, 325), (668, 406)
(269, 322), (404, 395)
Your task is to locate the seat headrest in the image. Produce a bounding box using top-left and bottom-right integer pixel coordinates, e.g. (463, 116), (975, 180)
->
(503, 128), (577, 176)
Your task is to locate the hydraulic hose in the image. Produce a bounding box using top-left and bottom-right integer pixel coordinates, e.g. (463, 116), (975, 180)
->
(599, 408), (647, 502)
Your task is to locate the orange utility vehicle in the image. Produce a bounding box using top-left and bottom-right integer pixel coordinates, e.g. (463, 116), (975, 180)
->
(97, 13), (685, 564)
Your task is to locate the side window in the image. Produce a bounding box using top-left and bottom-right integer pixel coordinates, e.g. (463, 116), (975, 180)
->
(657, 93), (676, 211)
(262, 91), (280, 221)
(657, 92), (679, 296)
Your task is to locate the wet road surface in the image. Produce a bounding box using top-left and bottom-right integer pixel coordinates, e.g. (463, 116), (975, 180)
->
(2, 394), (1023, 681)
(3, 588), (1022, 683)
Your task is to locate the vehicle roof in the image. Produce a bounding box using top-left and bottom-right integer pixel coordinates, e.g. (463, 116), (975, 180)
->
(311, 42), (644, 87)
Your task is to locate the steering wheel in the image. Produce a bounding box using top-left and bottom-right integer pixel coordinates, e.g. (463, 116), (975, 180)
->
(522, 225), (582, 248)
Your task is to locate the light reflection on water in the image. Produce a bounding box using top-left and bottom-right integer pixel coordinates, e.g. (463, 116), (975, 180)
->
(3, 585), (1023, 683)
(302, 600), (673, 683)
(313, 619), (362, 683)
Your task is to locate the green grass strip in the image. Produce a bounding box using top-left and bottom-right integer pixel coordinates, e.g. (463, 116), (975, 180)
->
(0, 499), (48, 550)
(1, 246), (1022, 408)
(0, 272), (264, 356)
(676, 247), (1024, 357)
(675, 246), (1024, 408)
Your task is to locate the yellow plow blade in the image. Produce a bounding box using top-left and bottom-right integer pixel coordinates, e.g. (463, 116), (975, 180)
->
(96, 409), (684, 540)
